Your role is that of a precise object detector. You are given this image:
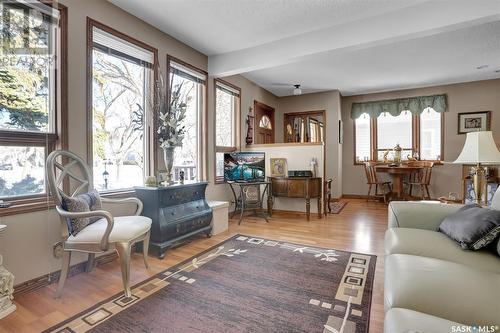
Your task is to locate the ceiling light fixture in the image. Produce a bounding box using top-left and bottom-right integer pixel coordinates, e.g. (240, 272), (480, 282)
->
(476, 65), (489, 70)
(293, 84), (302, 96)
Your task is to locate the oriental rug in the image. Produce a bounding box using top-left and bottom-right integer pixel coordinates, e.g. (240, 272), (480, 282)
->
(46, 235), (376, 333)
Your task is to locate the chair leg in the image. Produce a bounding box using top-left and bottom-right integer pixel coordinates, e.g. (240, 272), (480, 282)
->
(425, 185), (431, 200)
(116, 242), (132, 298)
(142, 232), (150, 269)
(366, 184), (372, 201)
(420, 185), (425, 200)
(409, 184), (413, 197)
(85, 253), (95, 273)
(55, 251), (71, 298)
(375, 184), (378, 196)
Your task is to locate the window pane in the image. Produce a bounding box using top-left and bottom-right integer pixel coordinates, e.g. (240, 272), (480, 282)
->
(377, 112), (412, 150)
(355, 113), (370, 162)
(215, 152), (224, 180)
(420, 108), (442, 160)
(92, 48), (150, 191)
(169, 73), (202, 182)
(215, 88), (235, 147)
(0, 4), (57, 132)
(0, 146), (45, 198)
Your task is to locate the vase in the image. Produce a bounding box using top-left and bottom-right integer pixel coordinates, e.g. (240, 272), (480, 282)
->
(162, 147), (175, 185)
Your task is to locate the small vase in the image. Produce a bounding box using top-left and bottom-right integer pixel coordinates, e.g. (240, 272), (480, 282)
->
(163, 147), (175, 185)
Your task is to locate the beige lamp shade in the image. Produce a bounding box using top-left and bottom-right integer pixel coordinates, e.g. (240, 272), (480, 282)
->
(453, 131), (500, 164)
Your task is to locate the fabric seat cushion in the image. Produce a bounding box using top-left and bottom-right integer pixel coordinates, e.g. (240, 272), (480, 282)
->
(384, 254), (500, 326)
(385, 228), (500, 273)
(384, 308), (462, 333)
(67, 215), (151, 244)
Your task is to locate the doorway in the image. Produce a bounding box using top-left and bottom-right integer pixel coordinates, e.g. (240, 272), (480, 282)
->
(254, 101), (275, 144)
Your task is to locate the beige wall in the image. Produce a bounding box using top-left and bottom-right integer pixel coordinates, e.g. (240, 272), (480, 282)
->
(0, 0), (210, 285)
(276, 91), (343, 198)
(342, 79), (500, 199)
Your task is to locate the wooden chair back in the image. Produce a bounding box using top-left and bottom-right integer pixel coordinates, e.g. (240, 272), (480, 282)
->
(408, 161), (434, 185)
(363, 162), (379, 184)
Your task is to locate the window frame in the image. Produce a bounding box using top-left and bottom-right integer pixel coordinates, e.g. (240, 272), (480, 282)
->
(214, 78), (241, 184)
(353, 112), (444, 165)
(166, 54), (208, 182)
(86, 18), (158, 195)
(0, 1), (68, 215)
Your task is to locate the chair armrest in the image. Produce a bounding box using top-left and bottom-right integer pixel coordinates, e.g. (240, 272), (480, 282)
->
(101, 197), (143, 215)
(388, 201), (464, 231)
(56, 206), (114, 251)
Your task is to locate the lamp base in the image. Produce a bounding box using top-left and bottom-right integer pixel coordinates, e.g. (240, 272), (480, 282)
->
(471, 163), (486, 206)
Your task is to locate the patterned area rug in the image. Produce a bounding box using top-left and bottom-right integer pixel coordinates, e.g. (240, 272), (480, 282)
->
(46, 235), (376, 333)
(330, 201), (348, 214)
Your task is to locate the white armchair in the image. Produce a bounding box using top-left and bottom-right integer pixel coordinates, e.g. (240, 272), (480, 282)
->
(46, 150), (151, 298)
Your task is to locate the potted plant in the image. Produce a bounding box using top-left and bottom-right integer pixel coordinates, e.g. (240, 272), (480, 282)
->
(153, 75), (187, 184)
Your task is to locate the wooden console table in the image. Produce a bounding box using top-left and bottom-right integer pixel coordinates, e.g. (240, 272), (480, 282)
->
(268, 177), (322, 220)
(134, 182), (213, 259)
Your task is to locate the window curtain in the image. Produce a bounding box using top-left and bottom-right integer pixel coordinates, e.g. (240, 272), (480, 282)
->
(350, 94), (447, 119)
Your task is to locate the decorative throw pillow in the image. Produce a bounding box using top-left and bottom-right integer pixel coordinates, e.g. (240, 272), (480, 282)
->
(61, 190), (102, 236)
(438, 204), (500, 250)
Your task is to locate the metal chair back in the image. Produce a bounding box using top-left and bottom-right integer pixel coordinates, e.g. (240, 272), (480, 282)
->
(46, 150), (93, 207)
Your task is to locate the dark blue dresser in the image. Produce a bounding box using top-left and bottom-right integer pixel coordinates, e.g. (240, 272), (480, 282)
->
(134, 182), (213, 259)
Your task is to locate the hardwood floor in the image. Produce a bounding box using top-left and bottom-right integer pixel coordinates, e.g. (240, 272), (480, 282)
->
(0, 199), (388, 333)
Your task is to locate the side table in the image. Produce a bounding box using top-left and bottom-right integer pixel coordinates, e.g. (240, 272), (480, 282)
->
(227, 180), (270, 225)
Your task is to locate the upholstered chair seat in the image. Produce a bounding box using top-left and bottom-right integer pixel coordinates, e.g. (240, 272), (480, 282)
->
(67, 216), (151, 245)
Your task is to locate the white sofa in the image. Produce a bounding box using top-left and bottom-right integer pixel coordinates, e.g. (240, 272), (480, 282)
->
(384, 190), (500, 332)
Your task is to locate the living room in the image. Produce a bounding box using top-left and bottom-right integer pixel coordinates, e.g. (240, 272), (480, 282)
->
(0, 0), (499, 332)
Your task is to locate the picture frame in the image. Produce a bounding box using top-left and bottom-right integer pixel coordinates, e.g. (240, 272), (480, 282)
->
(457, 111), (491, 134)
(270, 158), (287, 177)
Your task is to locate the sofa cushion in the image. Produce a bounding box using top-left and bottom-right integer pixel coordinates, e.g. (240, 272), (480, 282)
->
(384, 308), (462, 333)
(385, 228), (500, 274)
(438, 204), (500, 250)
(385, 254), (500, 326)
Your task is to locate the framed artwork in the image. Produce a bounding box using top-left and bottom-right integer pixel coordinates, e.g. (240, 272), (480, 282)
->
(458, 111), (491, 134)
(270, 158), (287, 177)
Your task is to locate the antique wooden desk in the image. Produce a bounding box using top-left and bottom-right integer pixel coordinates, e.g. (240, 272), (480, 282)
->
(134, 182), (213, 259)
(268, 177), (322, 220)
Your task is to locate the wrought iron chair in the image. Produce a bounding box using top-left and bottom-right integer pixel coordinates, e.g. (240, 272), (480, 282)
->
(405, 161), (434, 199)
(363, 161), (392, 203)
(46, 150), (151, 298)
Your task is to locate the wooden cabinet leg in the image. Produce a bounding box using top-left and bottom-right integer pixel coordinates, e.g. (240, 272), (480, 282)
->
(317, 197), (322, 219)
(306, 198), (310, 221)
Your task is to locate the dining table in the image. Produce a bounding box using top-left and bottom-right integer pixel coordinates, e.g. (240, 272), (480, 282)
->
(375, 164), (423, 200)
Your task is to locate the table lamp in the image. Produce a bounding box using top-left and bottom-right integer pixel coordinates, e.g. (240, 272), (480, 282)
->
(453, 131), (500, 205)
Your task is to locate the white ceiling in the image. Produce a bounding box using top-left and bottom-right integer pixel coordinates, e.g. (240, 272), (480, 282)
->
(110, 0), (500, 96)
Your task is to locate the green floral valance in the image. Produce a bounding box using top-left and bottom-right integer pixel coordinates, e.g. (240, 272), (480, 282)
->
(351, 94), (447, 119)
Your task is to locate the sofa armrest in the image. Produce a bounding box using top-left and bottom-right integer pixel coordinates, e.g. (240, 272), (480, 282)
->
(388, 201), (465, 230)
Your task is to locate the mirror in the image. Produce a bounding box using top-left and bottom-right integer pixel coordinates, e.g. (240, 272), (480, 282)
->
(284, 111), (325, 143)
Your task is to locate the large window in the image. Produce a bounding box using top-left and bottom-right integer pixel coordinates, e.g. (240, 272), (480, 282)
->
(354, 109), (443, 163)
(0, 1), (66, 202)
(215, 79), (240, 183)
(89, 21), (156, 192)
(167, 57), (207, 182)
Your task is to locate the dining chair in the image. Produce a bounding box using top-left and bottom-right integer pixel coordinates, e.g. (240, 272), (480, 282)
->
(363, 162), (392, 203)
(46, 150), (152, 298)
(405, 161), (434, 199)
